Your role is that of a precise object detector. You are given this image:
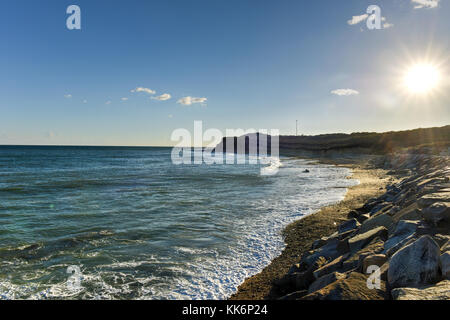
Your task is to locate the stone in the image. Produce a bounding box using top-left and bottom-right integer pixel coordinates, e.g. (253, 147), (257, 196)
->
(387, 235), (441, 289)
(347, 210), (359, 219)
(357, 213), (371, 223)
(338, 219), (360, 234)
(308, 272), (346, 294)
(440, 251), (450, 279)
(392, 203), (420, 222)
(287, 263), (301, 275)
(384, 220), (419, 252)
(313, 255), (346, 279)
(343, 237), (385, 272)
(391, 280), (450, 300)
(421, 202), (450, 225)
(311, 238), (327, 250)
(300, 239), (339, 268)
(418, 192), (450, 208)
(294, 256), (328, 290)
(362, 254), (388, 273)
(348, 226), (388, 253)
(301, 272), (386, 300)
(359, 213), (394, 234)
(383, 234), (417, 257)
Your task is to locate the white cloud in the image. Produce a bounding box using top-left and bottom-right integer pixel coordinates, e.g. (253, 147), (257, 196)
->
(151, 93), (172, 101)
(412, 0), (440, 9)
(105, 101), (112, 105)
(347, 14), (368, 25)
(64, 94), (72, 98)
(121, 97), (128, 101)
(331, 89), (360, 96)
(131, 87), (156, 95)
(177, 96), (207, 106)
(383, 22), (394, 29)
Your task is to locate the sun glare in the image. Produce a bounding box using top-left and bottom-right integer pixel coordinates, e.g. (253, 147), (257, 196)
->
(403, 63), (441, 94)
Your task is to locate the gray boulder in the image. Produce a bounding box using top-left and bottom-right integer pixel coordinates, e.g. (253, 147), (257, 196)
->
(348, 226), (388, 253)
(338, 219), (360, 234)
(359, 213), (394, 234)
(362, 254), (388, 273)
(440, 251), (450, 280)
(388, 235), (441, 289)
(391, 280), (450, 300)
(384, 220), (419, 252)
(421, 202), (450, 225)
(418, 192), (450, 208)
(308, 272), (346, 294)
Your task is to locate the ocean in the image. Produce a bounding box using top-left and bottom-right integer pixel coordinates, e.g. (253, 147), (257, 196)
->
(0, 146), (357, 299)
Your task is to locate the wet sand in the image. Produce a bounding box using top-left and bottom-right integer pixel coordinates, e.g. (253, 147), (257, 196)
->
(229, 160), (394, 300)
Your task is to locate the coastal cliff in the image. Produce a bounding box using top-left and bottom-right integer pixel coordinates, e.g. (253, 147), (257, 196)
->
(214, 125), (450, 157)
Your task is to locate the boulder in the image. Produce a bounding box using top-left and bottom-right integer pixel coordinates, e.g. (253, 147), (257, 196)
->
(343, 237), (385, 272)
(308, 272), (346, 294)
(313, 255), (346, 279)
(311, 238), (327, 250)
(421, 202), (450, 225)
(387, 235), (441, 289)
(418, 192), (450, 208)
(348, 226), (388, 253)
(362, 254), (388, 273)
(347, 210), (359, 219)
(392, 203), (421, 222)
(300, 239), (339, 268)
(357, 213), (371, 224)
(294, 256), (328, 290)
(440, 251), (450, 280)
(301, 272), (386, 300)
(384, 220), (419, 252)
(338, 219), (360, 234)
(391, 280), (450, 300)
(359, 213), (394, 234)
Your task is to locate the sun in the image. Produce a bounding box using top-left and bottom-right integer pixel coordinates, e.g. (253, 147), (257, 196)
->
(403, 63), (441, 94)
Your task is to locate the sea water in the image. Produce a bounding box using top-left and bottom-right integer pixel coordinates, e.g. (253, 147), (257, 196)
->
(0, 146), (357, 299)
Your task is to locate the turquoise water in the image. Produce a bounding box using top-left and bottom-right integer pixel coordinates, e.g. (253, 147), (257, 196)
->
(0, 146), (356, 299)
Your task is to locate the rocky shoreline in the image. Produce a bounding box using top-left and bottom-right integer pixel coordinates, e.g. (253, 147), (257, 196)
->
(272, 153), (449, 300)
(230, 153), (449, 300)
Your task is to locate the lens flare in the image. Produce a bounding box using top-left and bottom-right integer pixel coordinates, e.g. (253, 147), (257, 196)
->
(403, 63), (441, 94)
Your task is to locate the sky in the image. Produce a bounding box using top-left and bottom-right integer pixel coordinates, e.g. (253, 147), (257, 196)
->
(1, 0), (449, 146)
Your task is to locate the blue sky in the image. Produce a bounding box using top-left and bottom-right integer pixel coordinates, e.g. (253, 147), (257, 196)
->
(1, 0), (449, 146)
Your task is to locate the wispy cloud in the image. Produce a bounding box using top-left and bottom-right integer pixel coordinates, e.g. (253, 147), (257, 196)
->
(151, 93), (172, 101)
(331, 89), (360, 96)
(131, 87), (156, 95)
(177, 96), (207, 106)
(347, 14), (368, 25)
(121, 97), (128, 101)
(348, 14), (393, 29)
(412, 0), (440, 9)
(105, 101), (112, 105)
(64, 94), (72, 98)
